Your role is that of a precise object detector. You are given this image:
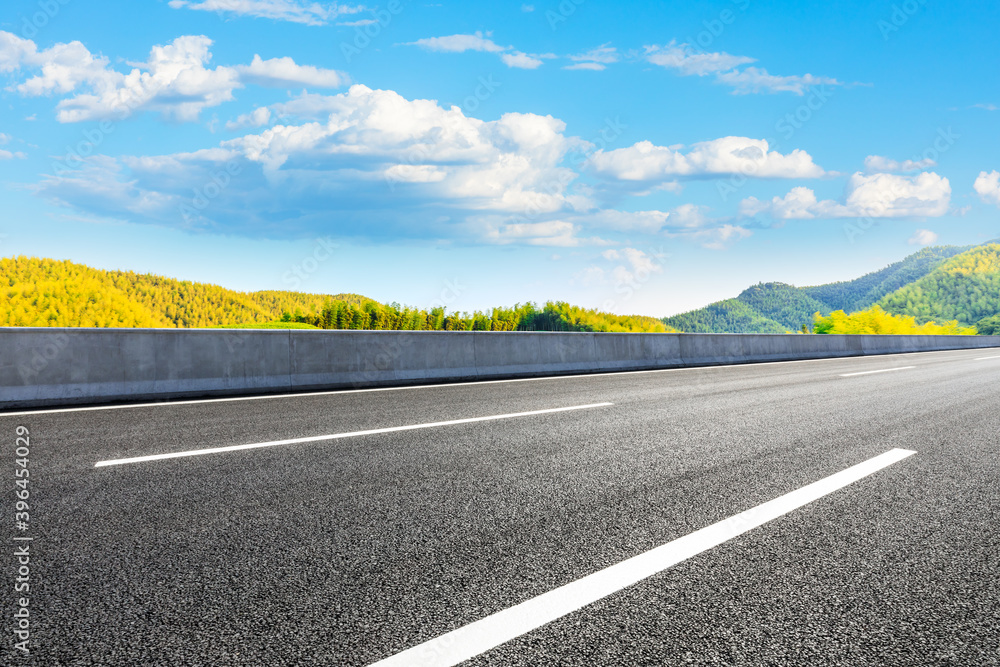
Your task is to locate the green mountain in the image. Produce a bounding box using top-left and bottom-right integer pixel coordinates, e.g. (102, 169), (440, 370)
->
(801, 245), (971, 312)
(878, 243), (1000, 326)
(663, 244), (994, 333)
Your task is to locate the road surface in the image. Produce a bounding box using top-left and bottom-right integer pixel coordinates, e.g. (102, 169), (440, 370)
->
(3, 348), (999, 665)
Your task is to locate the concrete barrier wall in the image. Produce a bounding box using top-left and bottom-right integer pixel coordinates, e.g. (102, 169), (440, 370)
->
(2, 328), (999, 409)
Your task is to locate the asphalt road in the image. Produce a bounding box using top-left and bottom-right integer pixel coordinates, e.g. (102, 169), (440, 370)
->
(3, 348), (1000, 666)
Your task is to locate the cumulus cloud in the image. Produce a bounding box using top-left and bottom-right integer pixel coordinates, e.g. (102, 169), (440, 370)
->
(864, 155), (936, 173)
(588, 137), (828, 184)
(34, 85), (599, 243)
(1, 32), (346, 122)
(644, 41), (841, 95)
(973, 170), (1000, 206)
(168, 0), (365, 26)
(741, 172), (952, 220)
(909, 229), (939, 245)
(225, 107), (272, 130)
(0, 32), (35, 72)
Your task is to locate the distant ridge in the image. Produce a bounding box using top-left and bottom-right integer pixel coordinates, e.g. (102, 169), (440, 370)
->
(662, 243), (999, 333)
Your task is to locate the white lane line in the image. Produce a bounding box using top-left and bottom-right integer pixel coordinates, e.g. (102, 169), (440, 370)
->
(368, 448), (917, 667)
(93, 402), (612, 467)
(975, 355), (1000, 360)
(839, 366), (915, 377)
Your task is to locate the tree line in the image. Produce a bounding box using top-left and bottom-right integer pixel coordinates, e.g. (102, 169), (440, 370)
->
(282, 300), (673, 333)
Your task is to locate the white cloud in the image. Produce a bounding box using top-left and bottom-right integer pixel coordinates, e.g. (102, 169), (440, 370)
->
(236, 54), (346, 88)
(608, 247), (664, 285)
(11, 38), (112, 97)
(0, 133), (8, 144)
(973, 170), (1000, 206)
(36, 84), (596, 244)
(2, 32), (347, 123)
(500, 51), (543, 69)
(582, 247), (667, 287)
(909, 229), (939, 245)
(643, 41), (841, 95)
(168, 0), (365, 26)
(488, 220), (582, 246)
(695, 224), (752, 250)
(565, 44), (618, 71)
(714, 67), (841, 95)
(521, 4), (535, 12)
(405, 31), (551, 70)
(666, 203), (712, 228)
(580, 209), (671, 233)
(226, 106), (272, 130)
(572, 265), (606, 287)
(741, 172), (952, 220)
(406, 32), (506, 53)
(588, 137), (828, 182)
(644, 42), (754, 76)
(864, 155), (936, 173)
(0, 31), (35, 72)
(0, 149), (27, 160)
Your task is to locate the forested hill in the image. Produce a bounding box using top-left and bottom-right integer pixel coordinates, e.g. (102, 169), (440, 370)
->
(662, 244), (989, 333)
(878, 244), (1000, 327)
(802, 245), (971, 312)
(0, 256), (671, 333)
(0, 256), (364, 328)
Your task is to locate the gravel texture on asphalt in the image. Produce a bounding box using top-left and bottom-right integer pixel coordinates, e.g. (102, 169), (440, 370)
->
(2, 348), (998, 666)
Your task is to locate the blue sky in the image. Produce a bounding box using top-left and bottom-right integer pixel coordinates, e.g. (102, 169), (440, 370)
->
(1, 0), (998, 317)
